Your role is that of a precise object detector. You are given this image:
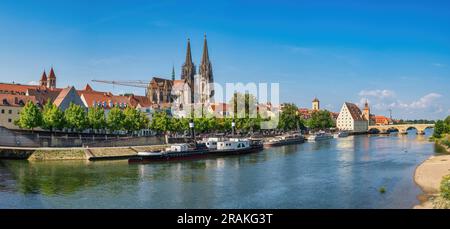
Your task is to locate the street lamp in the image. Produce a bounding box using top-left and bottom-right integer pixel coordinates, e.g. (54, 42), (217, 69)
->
(231, 120), (236, 137)
(189, 119), (195, 140)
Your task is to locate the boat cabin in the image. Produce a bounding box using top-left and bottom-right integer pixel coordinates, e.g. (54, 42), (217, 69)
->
(217, 139), (250, 150)
(166, 144), (189, 152)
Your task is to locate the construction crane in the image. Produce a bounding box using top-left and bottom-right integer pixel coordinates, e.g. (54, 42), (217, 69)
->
(92, 80), (150, 88)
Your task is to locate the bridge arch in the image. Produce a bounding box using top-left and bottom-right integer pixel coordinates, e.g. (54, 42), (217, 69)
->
(368, 127), (381, 134)
(368, 124), (435, 135)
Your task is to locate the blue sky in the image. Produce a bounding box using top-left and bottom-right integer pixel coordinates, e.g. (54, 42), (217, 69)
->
(0, 0), (449, 119)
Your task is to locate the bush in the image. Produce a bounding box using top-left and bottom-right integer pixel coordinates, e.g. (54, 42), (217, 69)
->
(442, 140), (450, 148)
(440, 175), (450, 200)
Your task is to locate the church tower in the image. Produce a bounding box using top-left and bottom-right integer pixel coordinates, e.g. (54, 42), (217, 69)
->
(181, 39), (196, 103)
(39, 70), (48, 87)
(48, 67), (57, 89)
(199, 34), (214, 104)
(363, 100), (370, 123)
(312, 97), (320, 111)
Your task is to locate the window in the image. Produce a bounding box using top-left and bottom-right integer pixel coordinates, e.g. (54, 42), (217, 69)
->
(8, 119), (11, 123)
(1, 109), (4, 114)
(8, 110), (12, 114)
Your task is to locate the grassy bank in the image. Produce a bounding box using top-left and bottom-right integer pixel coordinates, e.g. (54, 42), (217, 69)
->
(28, 149), (87, 161)
(432, 134), (450, 153)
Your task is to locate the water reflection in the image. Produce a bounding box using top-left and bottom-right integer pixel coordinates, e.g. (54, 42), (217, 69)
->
(0, 160), (139, 196)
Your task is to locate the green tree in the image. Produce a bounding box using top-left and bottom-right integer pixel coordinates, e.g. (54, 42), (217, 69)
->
(433, 120), (445, 138)
(138, 112), (150, 130)
(150, 111), (172, 143)
(216, 118), (232, 133)
(440, 175), (450, 200)
(307, 110), (335, 130)
(444, 116), (450, 134)
(64, 103), (87, 132)
(107, 106), (125, 132)
(87, 106), (106, 132)
(41, 101), (64, 132)
(15, 101), (42, 131)
(229, 92), (261, 133)
(194, 117), (211, 133)
(122, 107), (144, 134)
(278, 103), (304, 131)
(229, 92), (258, 118)
(170, 117), (188, 134)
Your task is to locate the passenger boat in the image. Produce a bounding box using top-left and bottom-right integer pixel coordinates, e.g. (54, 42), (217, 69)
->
(207, 138), (263, 155)
(128, 144), (208, 163)
(263, 134), (305, 147)
(333, 131), (349, 138)
(307, 131), (333, 142)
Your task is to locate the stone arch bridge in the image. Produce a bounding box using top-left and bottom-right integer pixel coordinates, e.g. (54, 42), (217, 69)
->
(368, 124), (434, 135)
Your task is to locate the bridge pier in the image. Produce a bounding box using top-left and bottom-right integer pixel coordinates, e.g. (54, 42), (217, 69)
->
(417, 130), (426, 135)
(399, 130), (408, 135)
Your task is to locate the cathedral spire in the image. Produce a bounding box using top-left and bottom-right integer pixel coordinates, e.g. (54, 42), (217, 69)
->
(40, 70), (48, 87)
(172, 65), (175, 81)
(181, 38), (196, 103)
(199, 34), (214, 104)
(185, 38), (193, 66)
(201, 34), (210, 66)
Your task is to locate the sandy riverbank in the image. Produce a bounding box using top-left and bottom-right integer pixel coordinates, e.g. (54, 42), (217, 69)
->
(414, 154), (450, 209)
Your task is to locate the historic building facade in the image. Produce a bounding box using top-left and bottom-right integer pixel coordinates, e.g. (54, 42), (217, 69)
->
(336, 102), (369, 132)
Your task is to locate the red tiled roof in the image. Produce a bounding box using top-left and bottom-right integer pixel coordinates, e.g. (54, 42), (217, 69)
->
(0, 94), (37, 107)
(27, 87), (63, 104)
(374, 115), (391, 124)
(53, 87), (73, 107)
(0, 83), (40, 95)
(40, 71), (47, 81)
(128, 95), (152, 108)
(83, 84), (93, 92)
(210, 103), (229, 112)
(48, 67), (56, 79)
(81, 92), (131, 109)
(345, 102), (365, 121)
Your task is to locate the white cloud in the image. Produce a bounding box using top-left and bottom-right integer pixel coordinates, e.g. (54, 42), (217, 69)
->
(27, 81), (39, 85)
(283, 45), (312, 54)
(407, 93), (442, 109)
(359, 89), (395, 99)
(432, 63), (446, 67)
(358, 89), (444, 118)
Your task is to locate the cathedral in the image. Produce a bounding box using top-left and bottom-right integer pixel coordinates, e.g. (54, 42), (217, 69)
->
(146, 35), (214, 109)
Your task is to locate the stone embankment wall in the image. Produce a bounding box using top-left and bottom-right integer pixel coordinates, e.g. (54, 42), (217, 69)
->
(0, 144), (169, 161)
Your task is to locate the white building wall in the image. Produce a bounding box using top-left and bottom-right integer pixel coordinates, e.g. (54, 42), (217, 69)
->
(336, 104), (354, 131)
(336, 103), (368, 132)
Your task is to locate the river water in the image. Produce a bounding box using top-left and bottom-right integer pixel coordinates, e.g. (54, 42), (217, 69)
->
(0, 129), (437, 209)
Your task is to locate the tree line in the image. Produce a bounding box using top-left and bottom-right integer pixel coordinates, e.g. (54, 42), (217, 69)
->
(15, 101), (149, 135)
(433, 116), (450, 139)
(14, 95), (336, 137)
